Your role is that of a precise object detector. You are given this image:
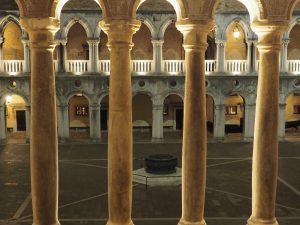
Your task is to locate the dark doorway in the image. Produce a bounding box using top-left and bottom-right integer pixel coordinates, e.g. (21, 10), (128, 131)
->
(16, 110), (26, 131)
(176, 108), (183, 130)
(101, 109), (108, 130)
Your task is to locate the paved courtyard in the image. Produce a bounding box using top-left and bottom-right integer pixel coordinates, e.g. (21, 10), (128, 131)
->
(0, 141), (299, 225)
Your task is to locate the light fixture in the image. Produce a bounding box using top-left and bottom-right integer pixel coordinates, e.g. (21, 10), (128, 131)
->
(233, 23), (240, 39)
(6, 95), (12, 104)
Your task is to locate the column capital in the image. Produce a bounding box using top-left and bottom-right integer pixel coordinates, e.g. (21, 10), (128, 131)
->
(90, 104), (100, 110)
(151, 39), (164, 45)
(153, 104), (163, 110)
(251, 21), (289, 52)
(215, 39), (226, 45)
(55, 39), (67, 46)
(87, 38), (100, 45)
(279, 103), (287, 108)
(282, 38), (290, 46)
(176, 19), (214, 50)
(215, 104), (225, 109)
(20, 17), (60, 50)
(99, 19), (141, 50)
(58, 104), (68, 110)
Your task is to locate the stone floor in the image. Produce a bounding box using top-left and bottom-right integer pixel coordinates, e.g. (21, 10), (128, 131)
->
(0, 141), (299, 225)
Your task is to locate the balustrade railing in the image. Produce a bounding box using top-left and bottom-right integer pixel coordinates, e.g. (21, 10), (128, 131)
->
(98, 60), (110, 75)
(66, 60), (89, 74)
(287, 60), (300, 74)
(131, 60), (153, 74)
(226, 60), (248, 74)
(205, 60), (217, 74)
(1, 60), (24, 74)
(163, 60), (185, 74)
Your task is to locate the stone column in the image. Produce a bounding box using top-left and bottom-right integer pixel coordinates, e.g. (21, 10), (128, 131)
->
(0, 37), (3, 72)
(87, 39), (100, 73)
(152, 39), (164, 73)
(252, 41), (258, 72)
(244, 104), (255, 141)
(280, 38), (289, 73)
(247, 40), (253, 73)
(20, 18), (60, 225)
(216, 39), (226, 72)
(62, 41), (67, 72)
(25, 105), (30, 143)
(247, 22), (288, 225)
(152, 102), (163, 140)
(278, 103), (286, 141)
(89, 103), (101, 142)
(0, 105), (7, 144)
(99, 19), (141, 225)
(22, 39), (31, 72)
(57, 104), (69, 142)
(176, 19), (214, 225)
(213, 104), (225, 141)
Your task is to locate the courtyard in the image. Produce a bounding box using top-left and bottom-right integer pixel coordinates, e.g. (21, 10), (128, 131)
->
(0, 141), (299, 225)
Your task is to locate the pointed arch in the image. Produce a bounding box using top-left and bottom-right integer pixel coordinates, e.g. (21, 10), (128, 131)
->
(158, 16), (177, 40)
(62, 16), (93, 39)
(224, 17), (251, 41)
(131, 0), (187, 20)
(0, 15), (22, 35)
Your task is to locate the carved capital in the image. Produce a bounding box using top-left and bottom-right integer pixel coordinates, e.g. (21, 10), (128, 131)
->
(99, 19), (141, 50)
(20, 17), (60, 50)
(251, 21), (289, 52)
(176, 19), (214, 51)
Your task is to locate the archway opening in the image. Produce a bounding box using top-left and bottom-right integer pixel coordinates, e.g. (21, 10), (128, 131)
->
(2, 21), (24, 74)
(67, 22), (88, 60)
(163, 94), (183, 139)
(224, 94), (245, 140)
(100, 95), (109, 138)
(285, 93), (300, 139)
(288, 23), (300, 74)
(5, 94), (27, 143)
(68, 94), (90, 140)
(206, 94), (215, 138)
(133, 94), (152, 140)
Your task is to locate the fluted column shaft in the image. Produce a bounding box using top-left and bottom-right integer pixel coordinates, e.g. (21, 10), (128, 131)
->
(100, 19), (141, 225)
(87, 39), (100, 73)
(176, 19), (214, 225)
(89, 104), (101, 141)
(213, 104), (225, 141)
(22, 39), (31, 72)
(247, 22), (288, 225)
(152, 103), (164, 140)
(152, 39), (164, 73)
(280, 38), (289, 73)
(21, 18), (60, 225)
(216, 40), (226, 72)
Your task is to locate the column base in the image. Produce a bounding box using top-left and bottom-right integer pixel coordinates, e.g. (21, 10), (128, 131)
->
(278, 136), (285, 142)
(178, 218), (206, 225)
(0, 139), (7, 145)
(247, 217), (279, 225)
(59, 138), (69, 143)
(90, 138), (101, 143)
(243, 137), (254, 142)
(213, 137), (224, 142)
(107, 220), (134, 225)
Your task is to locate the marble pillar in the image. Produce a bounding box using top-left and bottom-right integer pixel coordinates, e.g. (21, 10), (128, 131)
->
(0, 37), (3, 72)
(89, 104), (101, 142)
(216, 40), (226, 73)
(280, 38), (289, 73)
(247, 23), (288, 225)
(176, 19), (214, 225)
(57, 104), (69, 142)
(22, 39), (31, 72)
(213, 104), (225, 141)
(244, 104), (255, 141)
(152, 102), (164, 140)
(88, 39), (99, 73)
(278, 103), (286, 141)
(152, 39), (164, 73)
(247, 41), (252, 73)
(21, 18), (60, 225)
(100, 18), (141, 225)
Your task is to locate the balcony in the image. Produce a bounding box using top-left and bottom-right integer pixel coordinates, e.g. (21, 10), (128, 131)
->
(1, 60), (25, 74)
(4, 58), (300, 76)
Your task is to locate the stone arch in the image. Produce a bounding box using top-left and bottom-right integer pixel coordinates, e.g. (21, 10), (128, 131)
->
(235, 0), (260, 22)
(161, 91), (184, 102)
(284, 88), (300, 102)
(62, 16), (93, 39)
(131, 0), (187, 20)
(132, 93), (153, 130)
(54, 0), (104, 19)
(224, 17), (251, 41)
(158, 16), (176, 40)
(66, 92), (92, 105)
(0, 15), (22, 35)
(98, 92), (109, 105)
(136, 15), (157, 38)
(132, 91), (154, 99)
(0, 91), (29, 106)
